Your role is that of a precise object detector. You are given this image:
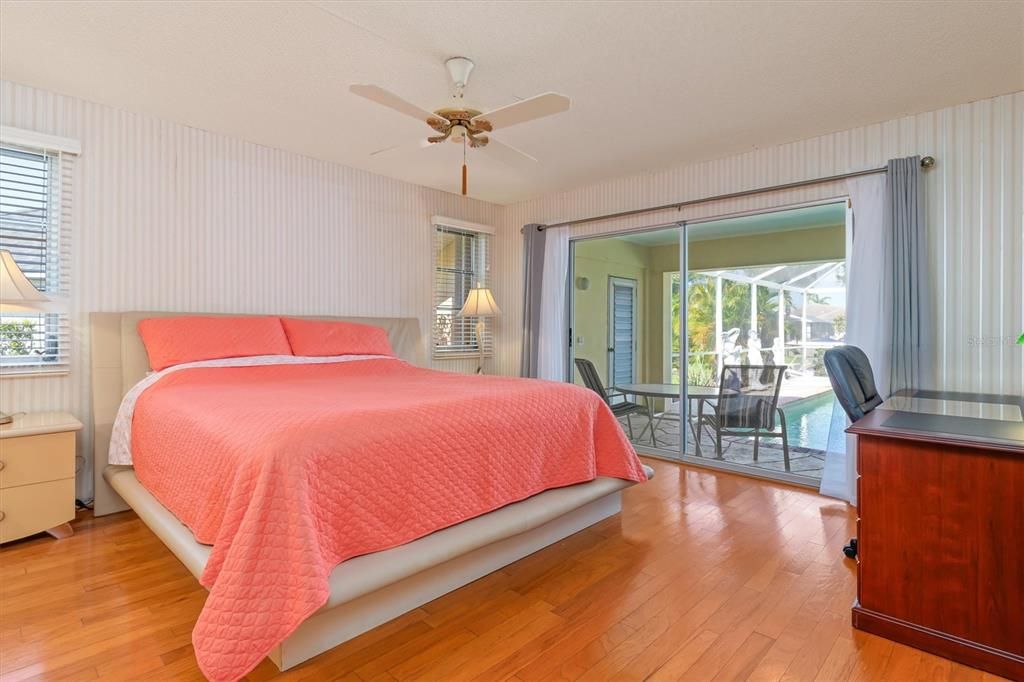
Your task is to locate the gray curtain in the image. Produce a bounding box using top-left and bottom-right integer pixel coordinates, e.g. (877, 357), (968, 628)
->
(519, 224), (546, 377)
(887, 156), (933, 391)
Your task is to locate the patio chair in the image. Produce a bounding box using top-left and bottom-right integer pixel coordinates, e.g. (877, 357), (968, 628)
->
(574, 358), (656, 445)
(823, 345), (882, 561)
(695, 364), (790, 471)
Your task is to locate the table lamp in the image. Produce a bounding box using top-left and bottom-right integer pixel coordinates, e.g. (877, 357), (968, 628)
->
(0, 249), (50, 424)
(458, 283), (501, 374)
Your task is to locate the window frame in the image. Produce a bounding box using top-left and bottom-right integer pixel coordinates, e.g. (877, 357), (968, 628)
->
(431, 216), (495, 360)
(0, 126), (78, 378)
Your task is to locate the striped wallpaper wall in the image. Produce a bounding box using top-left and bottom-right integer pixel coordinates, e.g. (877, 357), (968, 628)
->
(2, 79), (1021, 499)
(0, 80), (502, 498)
(494, 92), (1024, 400)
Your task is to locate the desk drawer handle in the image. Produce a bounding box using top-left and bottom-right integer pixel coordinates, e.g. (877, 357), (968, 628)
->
(0, 510), (5, 522)
(0, 460), (5, 471)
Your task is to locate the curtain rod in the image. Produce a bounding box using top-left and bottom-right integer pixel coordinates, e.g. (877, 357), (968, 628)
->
(531, 156), (935, 231)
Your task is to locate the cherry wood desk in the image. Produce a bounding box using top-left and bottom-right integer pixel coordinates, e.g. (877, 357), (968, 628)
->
(848, 389), (1024, 680)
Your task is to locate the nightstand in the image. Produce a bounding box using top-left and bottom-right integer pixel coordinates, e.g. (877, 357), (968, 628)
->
(0, 412), (82, 543)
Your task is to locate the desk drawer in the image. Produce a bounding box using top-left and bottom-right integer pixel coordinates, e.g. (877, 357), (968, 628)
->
(0, 432), (76, 489)
(0, 478), (75, 543)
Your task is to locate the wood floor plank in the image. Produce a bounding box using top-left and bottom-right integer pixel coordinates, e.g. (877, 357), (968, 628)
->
(713, 631), (777, 681)
(355, 624), (477, 681)
(526, 622), (635, 681)
(577, 570), (737, 679)
(0, 458), (1005, 681)
(647, 629), (721, 681)
(402, 601), (562, 681)
(847, 632), (896, 682)
(878, 642), (922, 680)
(814, 634), (860, 681)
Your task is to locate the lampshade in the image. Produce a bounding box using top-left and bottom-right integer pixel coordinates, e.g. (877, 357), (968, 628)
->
(0, 249), (49, 310)
(458, 284), (501, 317)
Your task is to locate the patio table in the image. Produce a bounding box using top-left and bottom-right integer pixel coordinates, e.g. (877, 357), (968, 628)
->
(611, 383), (718, 447)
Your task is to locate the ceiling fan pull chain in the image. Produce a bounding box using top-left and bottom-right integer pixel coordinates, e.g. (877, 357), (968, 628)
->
(462, 137), (468, 196)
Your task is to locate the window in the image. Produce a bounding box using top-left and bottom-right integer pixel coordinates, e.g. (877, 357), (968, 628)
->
(0, 129), (77, 376)
(433, 220), (493, 357)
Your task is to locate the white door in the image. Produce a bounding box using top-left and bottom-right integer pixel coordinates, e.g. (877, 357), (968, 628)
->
(607, 277), (638, 389)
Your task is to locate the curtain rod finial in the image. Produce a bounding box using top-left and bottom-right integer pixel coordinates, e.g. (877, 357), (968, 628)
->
(921, 156), (936, 169)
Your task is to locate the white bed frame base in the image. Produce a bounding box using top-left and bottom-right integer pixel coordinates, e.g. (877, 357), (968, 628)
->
(106, 465), (627, 670)
(92, 312), (645, 672)
(271, 493), (620, 669)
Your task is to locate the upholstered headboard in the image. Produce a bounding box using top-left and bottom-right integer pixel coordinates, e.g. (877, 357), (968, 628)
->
(90, 311), (424, 515)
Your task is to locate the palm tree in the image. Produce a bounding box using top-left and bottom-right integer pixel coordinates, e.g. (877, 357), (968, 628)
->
(684, 275), (716, 353)
(679, 275), (787, 366)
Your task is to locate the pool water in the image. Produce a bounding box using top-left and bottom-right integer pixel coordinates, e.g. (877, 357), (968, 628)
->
(782, 391), (842, 451)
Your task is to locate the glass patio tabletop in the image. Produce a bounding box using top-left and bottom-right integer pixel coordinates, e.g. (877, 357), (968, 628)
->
(612, 383), (718, 398)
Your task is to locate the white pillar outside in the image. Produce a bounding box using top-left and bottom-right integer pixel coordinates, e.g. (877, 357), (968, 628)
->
(801, 294), (809, 372)
(715, 276), (723, 377)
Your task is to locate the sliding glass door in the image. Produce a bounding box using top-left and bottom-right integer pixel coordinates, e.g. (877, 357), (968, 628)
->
(566, 201), (848, 486)
(678, 202), (849, 486)
(569, 224), (684, 461)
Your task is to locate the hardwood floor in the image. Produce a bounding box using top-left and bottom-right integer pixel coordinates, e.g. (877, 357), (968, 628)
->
(0, 458), (1006, 681)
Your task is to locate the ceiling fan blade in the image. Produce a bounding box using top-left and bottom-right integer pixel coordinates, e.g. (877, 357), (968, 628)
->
(478, 137), (538, 169)
(369, 139), (435, 157)
(472, 92), (570, 130)
(350, 84), (439, 125)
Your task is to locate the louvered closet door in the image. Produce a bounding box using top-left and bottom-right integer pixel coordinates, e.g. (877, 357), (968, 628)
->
(607, 277), (637, 388)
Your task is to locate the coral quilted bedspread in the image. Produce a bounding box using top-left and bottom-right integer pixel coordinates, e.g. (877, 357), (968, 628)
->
(128, 357), (646, 681)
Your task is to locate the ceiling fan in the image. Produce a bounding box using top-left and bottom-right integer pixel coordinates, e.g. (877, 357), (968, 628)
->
(350, 57), (570, 195)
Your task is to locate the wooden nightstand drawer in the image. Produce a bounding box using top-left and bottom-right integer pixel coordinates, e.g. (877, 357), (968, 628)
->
(0, 478), (75, 543)
(0, 432), (76, 489)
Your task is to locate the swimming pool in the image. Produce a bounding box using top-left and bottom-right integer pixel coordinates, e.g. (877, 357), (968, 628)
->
(782, 391), (843, 451)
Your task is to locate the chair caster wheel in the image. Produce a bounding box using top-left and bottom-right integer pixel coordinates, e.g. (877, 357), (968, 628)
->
(842, 538), (858, 560)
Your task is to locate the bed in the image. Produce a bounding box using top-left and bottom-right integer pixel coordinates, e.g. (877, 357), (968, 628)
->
(90, 311), (650, 681)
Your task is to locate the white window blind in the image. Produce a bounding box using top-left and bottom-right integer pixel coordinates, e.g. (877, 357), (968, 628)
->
(433, 223), (493, 357)
(0, 140), (74, 376)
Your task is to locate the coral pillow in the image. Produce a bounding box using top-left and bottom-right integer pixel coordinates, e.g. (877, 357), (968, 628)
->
(138, 316), (292, 371)
(281, 318), (395, 357)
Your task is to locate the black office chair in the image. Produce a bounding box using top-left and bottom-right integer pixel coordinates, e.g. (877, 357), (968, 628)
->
(823, 345), (882, 560)
(574, 358), (656, 445)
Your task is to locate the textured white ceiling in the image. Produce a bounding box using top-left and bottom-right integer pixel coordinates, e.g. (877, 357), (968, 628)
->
(1, 1), (1022, 204)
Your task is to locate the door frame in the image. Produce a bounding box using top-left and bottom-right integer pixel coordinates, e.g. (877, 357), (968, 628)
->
(607, 276), (639, 387)
(562, 197), (852, 488)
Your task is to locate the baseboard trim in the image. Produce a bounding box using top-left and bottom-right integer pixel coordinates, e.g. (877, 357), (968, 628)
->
(852, 605), (1024, 681)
